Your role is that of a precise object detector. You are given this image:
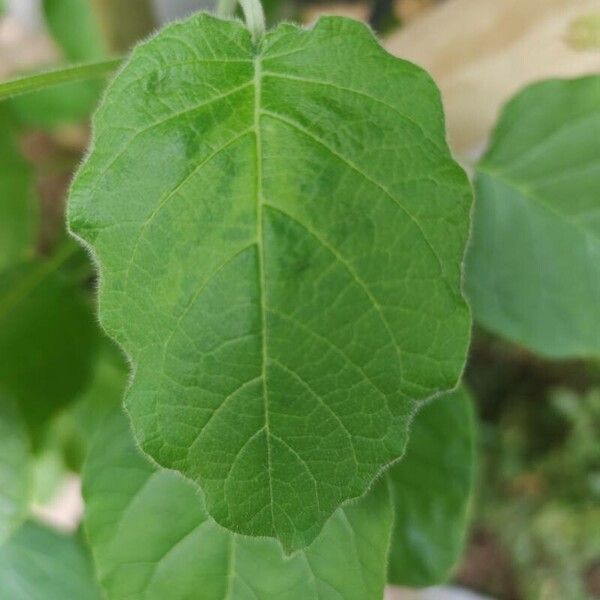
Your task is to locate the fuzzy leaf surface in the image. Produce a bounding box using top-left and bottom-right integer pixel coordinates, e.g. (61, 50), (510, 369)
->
(69, 13), (472, 551)
(388, 385), (475, 586)
(83, 411), (393, 600)
(466, 76), (600, 358)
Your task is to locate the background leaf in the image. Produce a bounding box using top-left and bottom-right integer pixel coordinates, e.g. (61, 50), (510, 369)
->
(466, 76), (600, 358)
(69, 13), (472, 551)
(83, 411), (393, 600)
(0, 243), (99, 438)
(0, 522), (102, 600)
(8, 0), (109, 129)
(9, 82), (104, 129)
(57, 340), (128, 472)
(0, 397), (32, 545)
(0, 107), (36, 270)
(43, 0), (108, 62)
(388, 385), (475, 587)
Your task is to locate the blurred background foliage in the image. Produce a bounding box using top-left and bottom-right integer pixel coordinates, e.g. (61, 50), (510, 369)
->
(0, 1), (599, 599)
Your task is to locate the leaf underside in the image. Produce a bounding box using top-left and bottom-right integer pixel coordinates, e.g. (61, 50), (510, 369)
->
(0, 397), (31, 545)
(466, 76), (600, 358)
(387, 385), (475, 586)
(83, 410), (393, 600)
(69, 13), (471, 551)
(0, 522), (102, 600)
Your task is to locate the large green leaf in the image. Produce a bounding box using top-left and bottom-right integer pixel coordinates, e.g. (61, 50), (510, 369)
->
(388, 385), (475, 587)
(0, 107), (36, 270)
(83, 411), (393, 600)
(466, 76), (600, 358)
(69, 13), (472, 551)
(0, 522), (102, 600)
(0, 397), (31, 545)
(0, 244), (98, 436)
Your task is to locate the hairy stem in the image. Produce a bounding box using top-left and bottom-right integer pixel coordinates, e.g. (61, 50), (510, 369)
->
(239, 0), (266, 43)
(0, 59), (122, 101)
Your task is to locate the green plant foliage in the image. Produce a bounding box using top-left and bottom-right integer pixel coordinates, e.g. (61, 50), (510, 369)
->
(43, 0), (108, 62)
(0, 522), (102, 599)
(10, 82), (104, 129)
(83, 411), (393, 600)
(388, 385), (475, 586)
(69, 13), (472, 551)
(466, 76), (600, 358)
(8, 0), (110, 128)
(0, 397), (31, 545)
(59, 341), (129, 471)
(0, 60), (121, 102)
(0, 108), (36, 270)
(0, 243), (98, 437)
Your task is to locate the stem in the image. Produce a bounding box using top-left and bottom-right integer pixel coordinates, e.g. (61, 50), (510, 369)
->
(0, 59), (122, 101)
(91, 0), (156, 53)
(239, 0), (266, 43)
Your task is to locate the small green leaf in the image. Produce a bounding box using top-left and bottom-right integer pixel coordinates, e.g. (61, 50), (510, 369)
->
(8, 0), (112, 127)
(43, 0), (108, 62)
(9, 0), (111, 127)
(0, 522), (102, 600)
(59, 341), (129, 471)
(69, 342), (128, 438)
(387, 386), (475, 587)
(0, 397), (32, 545)
(0, 107), (36, 270)
(0, 244), (99, 436)
(83, 411), (393, 600)
(69, 13), (472, 551)
(466, 76), (600, 358)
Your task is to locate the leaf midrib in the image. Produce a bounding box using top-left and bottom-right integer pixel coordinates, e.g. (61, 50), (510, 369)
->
(253, 51), (276, 534)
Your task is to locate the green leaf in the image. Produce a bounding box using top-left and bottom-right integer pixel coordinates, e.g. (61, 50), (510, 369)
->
(0, 244), (99, 437)
(43, 0), (108, 62)
(83, 410), (393, 600)
(69, 342), (128, 438)
(7, 0), (110, 127)
(0, 107), (36, 270)
(388, 385), (475, 587)
(59, 341), (129, 471)
(9, 81), (105, 129)
(69, 13), (472, 551)
(0, 60), (121, 102)
(0, 522), (102, 600)
(0, 397), (32, 545)
(465, 76), (600, 358)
